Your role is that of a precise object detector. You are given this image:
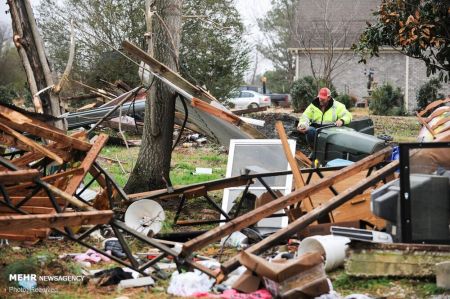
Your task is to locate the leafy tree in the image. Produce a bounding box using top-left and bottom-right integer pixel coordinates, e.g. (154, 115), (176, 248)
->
(180, 0), (250, 100)
(290, 76), (337, 112)
(37, 0), (145, 87)
(336, 94), (356, 110)
(369, 82), (405, 116)
(257, 0), (297, 85)
(0, 25), (30, 106)
(354, 0), (450, 81)
(37, 0), (249, 99)
(415, 78), (444, 111)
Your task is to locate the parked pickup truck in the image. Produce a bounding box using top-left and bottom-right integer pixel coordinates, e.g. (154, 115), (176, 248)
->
(239, 85), (291, 106)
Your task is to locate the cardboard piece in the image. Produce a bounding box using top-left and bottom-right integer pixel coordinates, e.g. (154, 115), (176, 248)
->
(237, 251), (329, 298)
(232, 270), (261, 293)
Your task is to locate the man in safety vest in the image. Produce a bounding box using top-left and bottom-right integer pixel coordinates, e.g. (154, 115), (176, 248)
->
(297, 87), (352, 146)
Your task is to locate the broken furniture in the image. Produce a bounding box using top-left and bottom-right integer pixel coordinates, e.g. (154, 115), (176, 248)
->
(0, 105), (215, 279)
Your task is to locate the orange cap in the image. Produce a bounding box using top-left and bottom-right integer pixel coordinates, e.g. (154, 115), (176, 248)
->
(318, 87), (331, 100)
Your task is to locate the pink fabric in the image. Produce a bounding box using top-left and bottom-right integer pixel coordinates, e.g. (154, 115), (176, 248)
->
(74, 249), (111, 263)
(193, 289), (272, 299)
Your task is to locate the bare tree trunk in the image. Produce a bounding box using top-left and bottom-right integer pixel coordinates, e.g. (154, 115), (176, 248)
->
(125, 0), (182, 194)
(7, 0), (64, 129)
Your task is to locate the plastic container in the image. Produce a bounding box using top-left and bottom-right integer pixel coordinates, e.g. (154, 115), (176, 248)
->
(297, 235), (350, 272)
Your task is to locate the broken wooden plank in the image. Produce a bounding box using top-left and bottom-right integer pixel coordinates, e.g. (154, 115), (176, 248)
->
(128, 176), (253, 201)
(182, 147), (392, 256)
(5, 167), (84, 194)
(0, 122), (64, 164)
(276, 121), (314, 213)
(0, 210), (113, 232)
(220, 160), (398, 275)
(191, 98), (241, 125)
(418, 97), (450, 117)
(0, 169), (40, 184)
(0, 132), (71, 161)
(0, 105), (91, 151)
(123, 40), (216, 103)
(64, 134), (108, 196)
(2, 196), (66, 207)
(416, 112), (436, 137)
(40, 181), (95, 211)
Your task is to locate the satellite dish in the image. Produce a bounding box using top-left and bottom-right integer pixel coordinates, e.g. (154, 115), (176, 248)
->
(125, 200), (165, 236)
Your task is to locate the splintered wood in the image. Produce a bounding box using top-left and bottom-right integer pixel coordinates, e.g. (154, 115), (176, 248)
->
(0, 104), (113, 241)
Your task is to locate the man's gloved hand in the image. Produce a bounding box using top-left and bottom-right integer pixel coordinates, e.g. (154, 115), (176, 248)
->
(297, 123), (309, 133)
(335, 119), (344, 127)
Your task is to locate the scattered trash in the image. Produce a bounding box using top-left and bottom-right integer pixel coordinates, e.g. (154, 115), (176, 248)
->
(221, 231), (249, 249)
(75, 249), (111, 264)
(103, 238), (127, 259)
(124, 200), (165, 236)
(237, 251), (329, 298)
(193, 167), (213, 175)
(331, 226), (393, 243)
(18, 278), (37, 290)
(167, 270), (215, 297)
(297, 235), (350, 272)
(94, 267), (134, 286)
(117, 276), (155, 290)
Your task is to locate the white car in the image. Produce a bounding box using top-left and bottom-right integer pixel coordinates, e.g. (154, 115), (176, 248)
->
(227, 90), (271, 109)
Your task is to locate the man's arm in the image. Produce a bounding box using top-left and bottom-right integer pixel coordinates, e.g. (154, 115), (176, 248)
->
(336, 104), (352, 126)
(297, 105), (314, 132)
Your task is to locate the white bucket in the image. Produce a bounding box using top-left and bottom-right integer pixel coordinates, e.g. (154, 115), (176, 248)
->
(298, 235), (351, 272)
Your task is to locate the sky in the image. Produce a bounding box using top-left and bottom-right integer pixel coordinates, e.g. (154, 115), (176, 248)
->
(0, 0), (273, 79)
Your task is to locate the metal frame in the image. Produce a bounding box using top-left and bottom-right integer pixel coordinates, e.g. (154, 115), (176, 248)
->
(399, 141), (450, 244)
(0, 156), (218, 279)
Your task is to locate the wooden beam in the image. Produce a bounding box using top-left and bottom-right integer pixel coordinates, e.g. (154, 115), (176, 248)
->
(122, 40), (216, 103)
(295, 151), (312, 168)
(128, 176), (253, 201)
(0, 105), (91, 151)
(181, 147), (392, 256)
(276, 121), (314, 212)
(0, 169), (40, 184)
(416, 112), (436, 137)
(418, 98), (450, 117)
(0, 122), (64, 164)
(1, 196), (66, 207)
(64, 134), (108, 196)
(5, 167), (84, 194)
(40, 181), (95, 211)
(0, 132), (70, 161)
(0, 210), (113, 232)
(221, 160), (399, 275)
(191, 98), (241, 125)
(431, 116), (450, 131)
(424, 107), (450, 123)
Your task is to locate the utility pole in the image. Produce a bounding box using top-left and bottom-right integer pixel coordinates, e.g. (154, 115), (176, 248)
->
(7, 0), (65, 130)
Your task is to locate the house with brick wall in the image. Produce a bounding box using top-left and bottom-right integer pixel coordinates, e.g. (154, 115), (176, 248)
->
(288, 0), (450, 112)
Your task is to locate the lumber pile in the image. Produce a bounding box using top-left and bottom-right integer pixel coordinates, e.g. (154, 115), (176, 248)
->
(0, 103), (115, 241)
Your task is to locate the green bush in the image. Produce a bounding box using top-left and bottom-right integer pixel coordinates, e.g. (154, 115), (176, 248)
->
(290, 76), (338, 112)
(336, 94), (356, 109)
(369, 83), (405, 116)
(416, 78), (443, 111)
